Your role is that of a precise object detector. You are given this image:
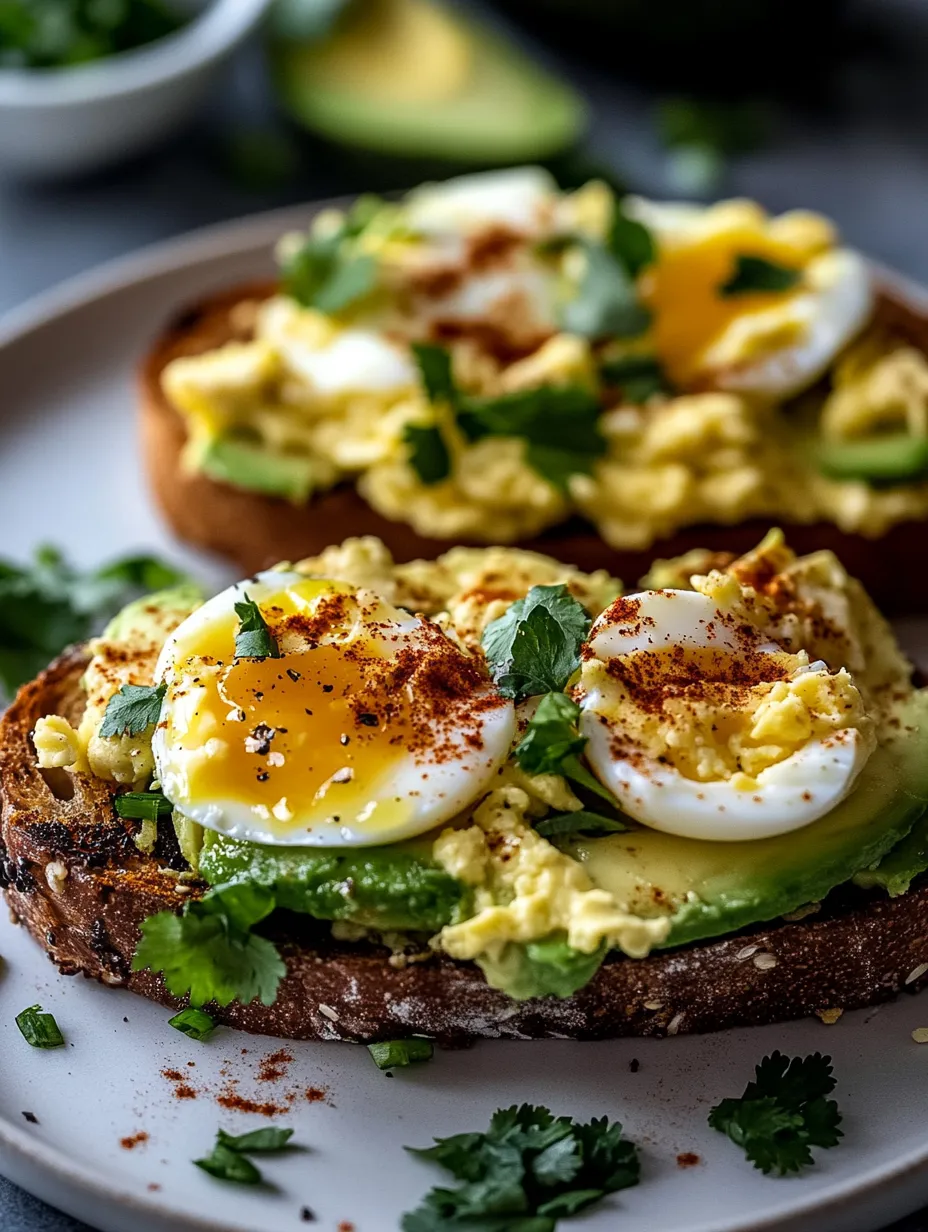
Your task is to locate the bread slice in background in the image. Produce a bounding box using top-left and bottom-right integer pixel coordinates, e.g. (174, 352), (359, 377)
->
(140, 281), (928, 613)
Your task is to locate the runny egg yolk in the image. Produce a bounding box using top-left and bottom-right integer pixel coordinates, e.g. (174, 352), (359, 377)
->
(155, 576), (515, 845)
(639, 226), (808, 388)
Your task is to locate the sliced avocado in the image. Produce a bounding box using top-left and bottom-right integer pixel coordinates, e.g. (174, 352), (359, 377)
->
(479, 936), (606, 1001)
(817, 434), (928, 485)
(854, 812), (928, 898)
(102, 583), (203, 642)
(199, 437), (316, 503)
(271, 0), (586, 162)
(199, 832), (464, 933)
(568, 691), (928, 949)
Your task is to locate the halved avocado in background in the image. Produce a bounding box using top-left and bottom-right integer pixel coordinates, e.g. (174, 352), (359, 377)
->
(271, 0), (586, 163)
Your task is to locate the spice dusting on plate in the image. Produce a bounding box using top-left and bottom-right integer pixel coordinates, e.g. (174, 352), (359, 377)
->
(258, 1048), (293, 1082)
(120, 1132), (149, 1150)
(676, 1152), (701, 1168)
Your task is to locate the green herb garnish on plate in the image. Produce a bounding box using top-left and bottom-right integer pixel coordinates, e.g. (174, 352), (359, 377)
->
(368, 1038), (434, 1070)
(403, 1103), (640, 1230)
(16, 1004), (65, 1049)
(709, 1051), (843, 1174)
(195, 1124), (296, 1184)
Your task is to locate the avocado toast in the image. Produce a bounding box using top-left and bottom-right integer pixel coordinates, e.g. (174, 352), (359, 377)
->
(3, 531), (928, 1041)
(141, 169), (928, 611)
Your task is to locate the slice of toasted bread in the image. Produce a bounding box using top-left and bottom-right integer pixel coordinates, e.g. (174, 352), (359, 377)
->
(4, 648), (928, 1042)
(140, 281), (928, 613)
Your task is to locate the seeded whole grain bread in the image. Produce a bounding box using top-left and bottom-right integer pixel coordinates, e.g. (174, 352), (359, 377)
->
(3, 646), (928, 1043)
(140, 280), (928, 615)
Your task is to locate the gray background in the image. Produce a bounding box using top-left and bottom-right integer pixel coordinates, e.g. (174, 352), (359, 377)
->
(2, 0), (928, 1226)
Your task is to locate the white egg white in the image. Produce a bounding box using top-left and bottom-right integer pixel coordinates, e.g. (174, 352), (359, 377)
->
(578, 588), (872, 841)
(273, 327), (417, 397)
(152, 571), (516, 848)
(404, 167), (557, 238)
(707, 249), (873, 399)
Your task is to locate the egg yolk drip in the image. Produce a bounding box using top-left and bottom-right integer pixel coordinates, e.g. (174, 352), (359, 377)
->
(640, 225), (810, 389)
(160, 582), (504, 840)
(580, 614), (868, 791)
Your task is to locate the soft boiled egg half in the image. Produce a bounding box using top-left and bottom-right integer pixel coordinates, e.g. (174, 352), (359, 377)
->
(625, 196), (873, 399)
(577, 588), (874, 841)
(152, 571), (515, 846)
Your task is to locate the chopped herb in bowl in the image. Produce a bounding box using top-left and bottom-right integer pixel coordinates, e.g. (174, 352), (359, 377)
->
(0, 0), (189, 70)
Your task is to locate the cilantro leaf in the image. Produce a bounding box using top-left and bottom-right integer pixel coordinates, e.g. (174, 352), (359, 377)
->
(411, 342), (605, 492)
(482, 585), (590, 702)
(561, 239), (651, 341)
(99, 682), (166, 738)
(0, 546), (187, 699)
(412, 342), (459, 406)
(233, 595), (280, 660)
(709, 1052), (843, 1175)
(132, 888), (285, 1008)
(281, 197), (381, 314)
(194, 1123), (295, 1185)
(608, 209), (655, 279)
(495, 611), (582, 702)
(535, 810), (630, 840)
(515, 692), (615, 804)
(745, 1050), (837, 1109)
(194, 1142), (262, 1185)
(459, 384), (606, 493)
(404, 1104), (639, 1230)
(404, 423), (451, 485)
(217, 1126), (294, 1153)
(719, 255), (801, 297)
(600, 354), (672, 402)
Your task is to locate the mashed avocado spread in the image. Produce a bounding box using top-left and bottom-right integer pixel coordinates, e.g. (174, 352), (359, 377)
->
(34, 534), (928, 1006)
(162, 170), (928, 552)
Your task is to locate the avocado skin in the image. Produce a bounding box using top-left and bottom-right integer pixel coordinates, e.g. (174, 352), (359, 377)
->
(199, 833), (464, 933)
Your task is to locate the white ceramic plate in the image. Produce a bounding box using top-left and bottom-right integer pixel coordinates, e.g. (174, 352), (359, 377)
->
(2, 210), (928, 1232)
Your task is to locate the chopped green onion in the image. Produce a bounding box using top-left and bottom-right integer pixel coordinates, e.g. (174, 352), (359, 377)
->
(368, 1038), (434, 1070)
(115, 791), (173, 821)
(16, 1004), (64, 1049)
(168, 1008), (216, 1042)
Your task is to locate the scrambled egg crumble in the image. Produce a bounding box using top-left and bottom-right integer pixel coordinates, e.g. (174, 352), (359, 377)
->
(433, 785), (671, 961)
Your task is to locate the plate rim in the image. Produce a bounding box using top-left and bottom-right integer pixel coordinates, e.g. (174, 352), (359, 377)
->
(2, 201), (928, 1232)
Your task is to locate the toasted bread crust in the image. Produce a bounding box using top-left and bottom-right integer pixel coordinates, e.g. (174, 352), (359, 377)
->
(3, 651), (928, 1042)
(140, 282), (928, 613)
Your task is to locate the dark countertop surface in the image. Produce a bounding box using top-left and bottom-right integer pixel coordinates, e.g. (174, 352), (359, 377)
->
(2, 0), (928, 1227)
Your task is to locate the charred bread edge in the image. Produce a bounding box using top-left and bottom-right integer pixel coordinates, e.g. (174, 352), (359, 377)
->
(3, 648), (928, 1043)
(140, 280), (928, 615)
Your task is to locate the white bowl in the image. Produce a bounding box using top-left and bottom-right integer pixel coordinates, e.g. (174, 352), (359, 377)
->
(0, 0), (272, 178)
